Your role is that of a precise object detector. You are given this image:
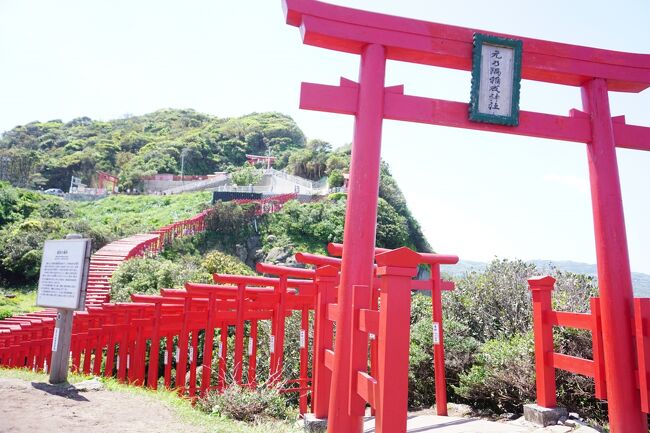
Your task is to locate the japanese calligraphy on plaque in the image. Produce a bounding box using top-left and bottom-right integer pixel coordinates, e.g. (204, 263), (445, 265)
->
(469, 33), (522, 126)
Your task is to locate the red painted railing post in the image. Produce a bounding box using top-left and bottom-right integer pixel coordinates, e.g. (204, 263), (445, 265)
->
(312, 265), (338, 418)
(634, 298), (650, 413)
(248, 319), (258, 387)
(234, 283), (246, 384)
(299, 305), (310, 414)
(200, 292), (217, 396)
(528, 275), (557, 408)
(374, 248), (420, 433)
(582, 78), (647, 433)
(328, 42), (387, 433)
(430, 263), (448, 416)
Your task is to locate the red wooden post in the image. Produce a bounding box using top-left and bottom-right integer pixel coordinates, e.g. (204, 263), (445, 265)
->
(299, 305), (310, 414)
(218, 324), (228, 390)
(234, 282), (246, 384)
(634, 298), (650, 413)
(374, 248), (420, 433)
(582, 78), (647, 433)
(247, 319), (258, 387)
(430, 263), (447, 416)
(270, 275), (288, 383)
(201, 293), (217, 396)
(528, 276), (557, 408)
(147, 302), (162, 389)
(348, 284), (371, 416)
(327, 42), (387, 433)
(164, 332), (173, 389)
(312, 265), (338, 418)
(188, 328), (199, 397)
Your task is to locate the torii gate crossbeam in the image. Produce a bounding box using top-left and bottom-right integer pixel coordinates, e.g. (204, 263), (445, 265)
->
(284, 1), (650, 433)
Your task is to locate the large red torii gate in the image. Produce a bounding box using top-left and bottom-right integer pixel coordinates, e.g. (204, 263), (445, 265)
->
(283, 1), (650, 433)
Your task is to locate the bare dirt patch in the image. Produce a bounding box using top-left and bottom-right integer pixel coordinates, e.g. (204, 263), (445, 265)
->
(0, 377), (206, 433)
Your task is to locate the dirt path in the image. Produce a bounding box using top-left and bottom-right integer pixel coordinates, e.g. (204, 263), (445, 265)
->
(0, 377), (206, 433)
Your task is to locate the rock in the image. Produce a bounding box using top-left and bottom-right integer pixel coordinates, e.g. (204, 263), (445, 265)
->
(69, 378), (103, 392)
(265, 246), (293, 264)
(235, 244), (248, 263)
(523, 404), (568, 427)
(446, 403), (472, 417)
(303, 413), (327, 433)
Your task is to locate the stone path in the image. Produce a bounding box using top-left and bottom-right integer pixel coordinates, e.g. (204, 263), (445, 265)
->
(361, 414), (599, 433)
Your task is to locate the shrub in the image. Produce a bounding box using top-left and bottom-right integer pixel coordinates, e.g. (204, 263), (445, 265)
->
(327, 169), (344, 188)
(408, 294), (481, 409)
(230, 165), (263, 186)
(205, 202), (254, 245)
(202, 251), (255, 276)
(454, 333), (536, 413)
(110, 257), (211, 302)
(445, 259), (598, 343)
(197, 383), (296, 422)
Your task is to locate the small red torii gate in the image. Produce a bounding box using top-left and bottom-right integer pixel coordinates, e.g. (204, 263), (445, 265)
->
(283, 1), (650, 433)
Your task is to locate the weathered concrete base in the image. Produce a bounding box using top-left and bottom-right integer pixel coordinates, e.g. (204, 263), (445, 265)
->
(523, 404), (568, 427)
(303, 413), (328, 433)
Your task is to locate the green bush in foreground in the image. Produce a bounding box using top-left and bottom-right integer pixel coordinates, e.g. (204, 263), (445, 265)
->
(198, 384), (296, 422)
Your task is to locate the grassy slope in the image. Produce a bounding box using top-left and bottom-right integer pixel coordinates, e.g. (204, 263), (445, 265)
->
(74, 191), (212, 238)
(0, 368), (299, 433)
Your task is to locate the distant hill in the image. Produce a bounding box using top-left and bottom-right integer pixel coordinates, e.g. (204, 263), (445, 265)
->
(442, 259), (650, 297)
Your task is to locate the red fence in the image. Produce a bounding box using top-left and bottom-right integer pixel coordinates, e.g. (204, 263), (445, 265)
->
(528, 276), (650, 415)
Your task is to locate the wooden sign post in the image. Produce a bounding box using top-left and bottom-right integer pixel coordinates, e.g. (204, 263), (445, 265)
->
(36, 234), (91, 384)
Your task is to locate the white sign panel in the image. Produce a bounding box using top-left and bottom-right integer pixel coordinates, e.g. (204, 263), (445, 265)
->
(36, 239), (89, 309)
(433, 322), (441, 345)
(477, 45), (515, 117)
(299, 330), (306, 349)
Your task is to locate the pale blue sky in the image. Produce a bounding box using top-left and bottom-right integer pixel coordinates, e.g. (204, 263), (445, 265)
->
(1, 0), (649, 272)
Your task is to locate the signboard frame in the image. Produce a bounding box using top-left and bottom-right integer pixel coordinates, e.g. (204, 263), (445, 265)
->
(36, 238), (91, 310)
(469, 32), (523, 126)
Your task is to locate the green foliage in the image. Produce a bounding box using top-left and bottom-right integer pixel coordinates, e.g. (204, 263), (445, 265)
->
(327, 169), (344, 188)
(261, 195), (412, 255)
(202, 251), (255, 276)
(205, 202), (255, 246)
(109, 257), (211, 302)
(444, 258), (598, 343)
(0, 110), (306, 191)
(231, 165), (263, 186)
(198, 384), (296, 422)
(0, 181), (72, 226)
(454, 333), (536, 413)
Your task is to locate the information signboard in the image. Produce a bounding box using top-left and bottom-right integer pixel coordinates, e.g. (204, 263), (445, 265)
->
(469, 33), (523, 126)
(36, 239), (90, 309)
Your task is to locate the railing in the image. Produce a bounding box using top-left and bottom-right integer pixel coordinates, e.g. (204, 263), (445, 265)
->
(528, 276), (607, 408)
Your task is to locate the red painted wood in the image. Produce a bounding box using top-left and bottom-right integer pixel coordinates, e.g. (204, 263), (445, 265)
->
(634, 299), (650, 413)
(430, 264), (448, 416)
(284, 0), (650, 92)
(582, 78), (647, 433)
(547, 311), (593, 330)
(552, 353), (595, 377)
(591, 298), (607, 400)
(312, 266), (338, 418)
(528, 276), (557, 408)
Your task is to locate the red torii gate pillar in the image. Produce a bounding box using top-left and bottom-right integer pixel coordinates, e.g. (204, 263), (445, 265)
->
(326, 43), (386, 433)
(581, 78), (645, 430)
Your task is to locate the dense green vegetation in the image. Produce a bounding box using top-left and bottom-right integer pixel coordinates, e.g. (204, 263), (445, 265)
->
(0, 182), (212, 287)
